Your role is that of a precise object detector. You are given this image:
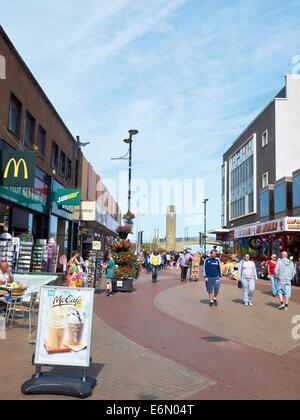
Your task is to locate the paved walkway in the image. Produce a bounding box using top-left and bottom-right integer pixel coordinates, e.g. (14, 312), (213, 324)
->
(1, 268), (300, 400)
(94, 269), (300, 400)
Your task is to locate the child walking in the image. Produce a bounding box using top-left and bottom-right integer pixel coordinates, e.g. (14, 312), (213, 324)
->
(102, 253), (115, 296)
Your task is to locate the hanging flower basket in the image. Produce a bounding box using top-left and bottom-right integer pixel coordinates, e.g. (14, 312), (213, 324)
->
(119, 232), (128, 239)
(116, 225), (131, 238)
(123, 210), (135, 220)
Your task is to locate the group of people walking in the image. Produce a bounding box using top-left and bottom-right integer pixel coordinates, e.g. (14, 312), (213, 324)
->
(146, 249), (195, 282)
(148, 247), (296, 310)
(72, 243), (296, 306)
(203, 249), (296, 310)
(140, 251), (178, 274)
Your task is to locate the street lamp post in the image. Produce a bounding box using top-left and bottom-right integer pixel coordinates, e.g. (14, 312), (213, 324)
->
(123, 130), (139, 212)
(203, 199), (209, 255)
(111, 129), (139, 214)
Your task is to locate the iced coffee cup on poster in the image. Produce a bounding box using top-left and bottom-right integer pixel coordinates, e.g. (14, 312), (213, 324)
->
(67, 308), (85, 347)
(48, 318), (65, 350)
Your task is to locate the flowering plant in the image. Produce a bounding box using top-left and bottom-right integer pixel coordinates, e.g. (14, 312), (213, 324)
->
(114, 265), (136, 279)
(110, 238), (135, 252)
(116, 224), (131, 233)
(123, 210), (135, 220)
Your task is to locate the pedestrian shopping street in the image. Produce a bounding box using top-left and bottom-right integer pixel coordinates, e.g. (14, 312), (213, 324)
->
(2, 268), (300, 400)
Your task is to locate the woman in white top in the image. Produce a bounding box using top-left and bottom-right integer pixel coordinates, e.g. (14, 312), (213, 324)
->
(238, 254), (258, 306)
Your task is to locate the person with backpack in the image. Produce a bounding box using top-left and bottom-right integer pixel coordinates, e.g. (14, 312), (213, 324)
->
(238, 254), (258, 306)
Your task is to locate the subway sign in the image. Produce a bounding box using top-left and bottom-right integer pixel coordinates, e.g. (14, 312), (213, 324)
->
(0, 150), (36, 187)
(55, 189), (81, 206)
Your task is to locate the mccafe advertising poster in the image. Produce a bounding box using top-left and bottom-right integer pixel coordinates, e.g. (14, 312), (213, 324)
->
(34, 286), (94, 367)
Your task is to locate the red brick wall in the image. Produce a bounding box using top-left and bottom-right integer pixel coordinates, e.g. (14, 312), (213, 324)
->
(0, 26), (82, 188)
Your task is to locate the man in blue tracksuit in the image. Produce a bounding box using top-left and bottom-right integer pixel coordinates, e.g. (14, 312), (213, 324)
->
(203, 249), (222, 307)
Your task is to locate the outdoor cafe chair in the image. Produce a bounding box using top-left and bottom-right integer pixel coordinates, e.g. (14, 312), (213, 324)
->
(4, 289), (38, 333)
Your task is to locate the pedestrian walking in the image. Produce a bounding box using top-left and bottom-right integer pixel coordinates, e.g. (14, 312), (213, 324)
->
(150, 249), (161, 282)
(268, 254), (278, 296)
(238, 254), (258, 306)
(102, 252), (115, 296)
(177, 249), (193, 281)
(203, 249), (222, 306)
(275, 251), (296, 311)
(145, 252), (151, 273)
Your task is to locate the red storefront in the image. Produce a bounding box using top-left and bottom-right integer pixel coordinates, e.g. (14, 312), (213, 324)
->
(234, 217), (300, 262)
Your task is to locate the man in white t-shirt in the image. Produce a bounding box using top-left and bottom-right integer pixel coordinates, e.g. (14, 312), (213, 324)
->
(0, 261), (12, 286)
(0, 261), (12, 312)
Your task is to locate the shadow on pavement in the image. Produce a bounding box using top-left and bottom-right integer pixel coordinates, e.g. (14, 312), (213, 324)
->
(232, 299), (245, 305)
(265, 302), (280, 309)
(46, 362), (104, 380)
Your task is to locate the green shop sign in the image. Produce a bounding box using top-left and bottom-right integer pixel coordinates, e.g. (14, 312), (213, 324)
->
(55, 189), (81, 206)
(0, 177), (48, 214)
(0, 150), (36, 187)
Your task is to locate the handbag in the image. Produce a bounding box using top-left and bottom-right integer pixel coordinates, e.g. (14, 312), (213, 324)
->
(237, 280), (243, 289)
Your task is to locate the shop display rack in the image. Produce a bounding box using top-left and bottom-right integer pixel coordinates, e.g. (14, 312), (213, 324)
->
(87, 250), (102, 289)
(32, 240), (48, 273)
(17, 241), (33, 272)
(46, 242), (59, 273)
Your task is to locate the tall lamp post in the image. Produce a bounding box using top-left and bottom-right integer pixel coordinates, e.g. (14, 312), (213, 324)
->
(203, 199), (209, 255)
(123, 130), (139, 212)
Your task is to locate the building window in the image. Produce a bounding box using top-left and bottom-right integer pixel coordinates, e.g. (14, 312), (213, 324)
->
(23, 111), (36, 146)
(75, 159), (79, 187)
(221, 164), (225, 226)
(8, 93), (22, 138)
(66, 158), (72, 182)
(51, 141), (59, 170)
(37, 125), (46, 159)
(59, 151), (66, 177)
(293, 174), (300, 208)
(262, 130), (268, 147)
(260, 190), (269, 218)
(229, 136), (254, 220)
(274, 183), (286, 214)
(262, 172), (269, 188)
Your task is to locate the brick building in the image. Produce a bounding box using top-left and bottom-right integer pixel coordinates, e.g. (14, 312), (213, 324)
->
(0, 25), (82, 262)
(220, 75), (300, 266)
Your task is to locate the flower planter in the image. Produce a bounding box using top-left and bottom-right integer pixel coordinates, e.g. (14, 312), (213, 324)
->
(112, 277), (133, 293)
(118, 232), (128, 239)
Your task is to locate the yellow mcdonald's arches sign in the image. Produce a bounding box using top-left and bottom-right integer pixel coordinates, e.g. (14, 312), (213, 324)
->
(0, 150), (36, 187)
(3, 158), (28, 179)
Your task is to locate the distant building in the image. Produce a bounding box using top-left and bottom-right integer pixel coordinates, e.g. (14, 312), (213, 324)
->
(221, 75), (300, 263)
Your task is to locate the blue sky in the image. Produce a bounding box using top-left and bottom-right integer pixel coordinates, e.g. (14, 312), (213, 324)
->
(1, 0), (300, 243)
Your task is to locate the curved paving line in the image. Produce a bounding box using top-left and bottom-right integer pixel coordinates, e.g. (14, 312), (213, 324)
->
(93, 274), (261, 399)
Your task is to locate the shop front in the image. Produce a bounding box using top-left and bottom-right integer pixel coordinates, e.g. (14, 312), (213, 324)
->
(0, 167), (62, 273)
(234, 217), (300, 262)
(50, 179), (80, 270)
(0, 170), (48, 238)
(78, 200), (119, 257)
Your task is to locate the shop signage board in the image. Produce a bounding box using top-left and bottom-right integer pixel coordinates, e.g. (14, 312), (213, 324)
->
(0, 177), (48, 214)
(80, 201), (96, 221)
(92, 241), (101, 250)
(0, 150), (36, 187)
(234, 217), (300, 239)
(55, 189), (81, 206)
(286, 218), (300, 230)
(34, 285), (94, 367)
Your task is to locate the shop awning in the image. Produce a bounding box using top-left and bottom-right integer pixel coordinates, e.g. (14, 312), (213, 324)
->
(234, 216), (300, 239)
